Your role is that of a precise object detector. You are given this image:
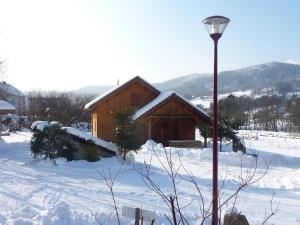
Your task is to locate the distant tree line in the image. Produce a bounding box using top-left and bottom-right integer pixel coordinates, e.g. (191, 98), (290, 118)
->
(196, 93), (300, 152)
(213, 94), (300, 133)
(27, 91), (95, 126)
(25, 89), (300, 134)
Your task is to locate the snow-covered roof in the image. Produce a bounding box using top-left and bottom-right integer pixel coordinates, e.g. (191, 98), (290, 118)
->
(0, 82), (25, 97)
(63, 127), (117, 152)
(84, 76), (160, 110)
(0, 100), (16, 111)
(31, 121), (59, 131)
(133, 91), (174, 120)
(133, 91), (210, 120)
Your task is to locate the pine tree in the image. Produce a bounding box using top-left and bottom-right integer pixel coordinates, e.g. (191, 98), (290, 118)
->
(112, 109), (141, 160)
(198, 121), (211, 148)
(218, 118), (238, 152)
(31, 122), (75, 161)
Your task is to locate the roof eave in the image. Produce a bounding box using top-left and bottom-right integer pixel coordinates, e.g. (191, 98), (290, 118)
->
(133, 93), (211, 123)
(133, 93), (176, 121)
(84, 76), (161, 110)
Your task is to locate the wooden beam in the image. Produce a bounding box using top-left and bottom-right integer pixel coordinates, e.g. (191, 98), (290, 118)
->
(148, 118), (152, 139)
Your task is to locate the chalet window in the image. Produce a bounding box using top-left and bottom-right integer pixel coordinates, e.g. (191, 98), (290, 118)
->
(130, 93), (142, 107)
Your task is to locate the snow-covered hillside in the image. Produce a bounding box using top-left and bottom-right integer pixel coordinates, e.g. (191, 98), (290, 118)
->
(0, 131), (299, 224)
(74, 62), (300, 98)
(190, 90), (253, 109)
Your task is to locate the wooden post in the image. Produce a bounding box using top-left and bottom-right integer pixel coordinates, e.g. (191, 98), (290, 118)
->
(122, 206), (156, 223)
(148, 119), (152, 139)
(135, 207), (141, 225)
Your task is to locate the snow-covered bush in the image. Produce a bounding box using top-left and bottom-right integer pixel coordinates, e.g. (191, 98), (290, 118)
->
(31, 121), (76, 162)
(30, 121), (106, 162)
(77, 139), (100, 162)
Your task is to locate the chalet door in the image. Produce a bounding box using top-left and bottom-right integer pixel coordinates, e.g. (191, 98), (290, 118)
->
(171, 120), (179, 140)
(160, 120), (180, 146)
(151, 119), (182, 146)
(179, 119), (195, 140)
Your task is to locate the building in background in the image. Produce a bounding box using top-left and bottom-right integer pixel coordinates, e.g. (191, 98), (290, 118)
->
(0, 81), (26, 115)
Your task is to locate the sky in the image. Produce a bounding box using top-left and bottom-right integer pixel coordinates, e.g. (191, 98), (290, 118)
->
(0, 0), (300, 91)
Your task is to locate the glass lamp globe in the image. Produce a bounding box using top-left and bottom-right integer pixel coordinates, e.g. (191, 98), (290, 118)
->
(202, 16), (230, 39)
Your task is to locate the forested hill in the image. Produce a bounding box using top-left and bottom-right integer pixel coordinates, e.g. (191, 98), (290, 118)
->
(73, 62), (300, 98)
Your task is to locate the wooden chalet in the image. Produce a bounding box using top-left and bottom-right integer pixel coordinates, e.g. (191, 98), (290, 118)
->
(85, 76), (210, 146)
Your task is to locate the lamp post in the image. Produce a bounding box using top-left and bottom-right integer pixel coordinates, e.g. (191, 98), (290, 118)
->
(202, 15), (230, 225)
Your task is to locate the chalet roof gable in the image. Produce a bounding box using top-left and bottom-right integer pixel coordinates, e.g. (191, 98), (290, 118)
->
(132, 91), (210, 121)
(84, 76), (160, 110)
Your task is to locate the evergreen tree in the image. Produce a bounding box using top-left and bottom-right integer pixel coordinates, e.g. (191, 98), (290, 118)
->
(31, 122), (75, 162)
(218, 118), (238, 152)
(218, 95), (247, 129)
(198, 115), (244, 152)
(197, 121), (211, 148)
(112, 109), (141, 160)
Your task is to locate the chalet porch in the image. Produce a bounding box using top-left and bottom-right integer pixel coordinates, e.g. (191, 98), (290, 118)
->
(141, 116), (199, 147)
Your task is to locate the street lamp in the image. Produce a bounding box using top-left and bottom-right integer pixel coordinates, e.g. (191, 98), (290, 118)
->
(202, 15), (230, 225)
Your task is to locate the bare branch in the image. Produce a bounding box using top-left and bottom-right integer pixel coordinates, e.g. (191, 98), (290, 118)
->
(261, 191), (279, 225)
(98, 168), (122, 225)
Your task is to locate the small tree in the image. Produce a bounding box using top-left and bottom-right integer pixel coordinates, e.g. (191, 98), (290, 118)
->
(198, 121), (211, 148)
(112, 109), (141, 160)
(31, 122), (75, 161)
(218, 95), (247, 130)
(218, 119), (238, 152)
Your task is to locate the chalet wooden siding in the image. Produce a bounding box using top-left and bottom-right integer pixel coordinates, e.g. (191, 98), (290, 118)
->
(85, 76), (210, 146)
(137, 95), (210, 145)
(89, 78), (159, 141)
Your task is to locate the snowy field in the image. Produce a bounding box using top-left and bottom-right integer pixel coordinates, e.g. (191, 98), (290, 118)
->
(0, 131), (299, 224)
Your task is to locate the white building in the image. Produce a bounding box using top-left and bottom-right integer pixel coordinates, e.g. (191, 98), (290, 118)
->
(0, 82), (26, 115)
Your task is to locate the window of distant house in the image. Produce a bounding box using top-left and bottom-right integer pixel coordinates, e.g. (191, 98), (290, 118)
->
(130, 93), (142, 107)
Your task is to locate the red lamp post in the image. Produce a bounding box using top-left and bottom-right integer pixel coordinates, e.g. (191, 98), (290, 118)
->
(202, 15), (230, 225)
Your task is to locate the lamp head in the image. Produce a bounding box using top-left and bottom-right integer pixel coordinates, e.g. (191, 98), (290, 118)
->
(202, 16), (230, 40)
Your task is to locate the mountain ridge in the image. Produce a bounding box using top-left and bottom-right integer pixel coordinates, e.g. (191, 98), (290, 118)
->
(73, 61), (300, 98)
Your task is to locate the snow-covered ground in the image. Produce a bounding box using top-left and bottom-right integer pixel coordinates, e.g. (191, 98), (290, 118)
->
(0, 131), (299, 224)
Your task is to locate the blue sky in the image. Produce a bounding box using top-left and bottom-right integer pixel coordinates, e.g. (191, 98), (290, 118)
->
(0, 0), (299, 91)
